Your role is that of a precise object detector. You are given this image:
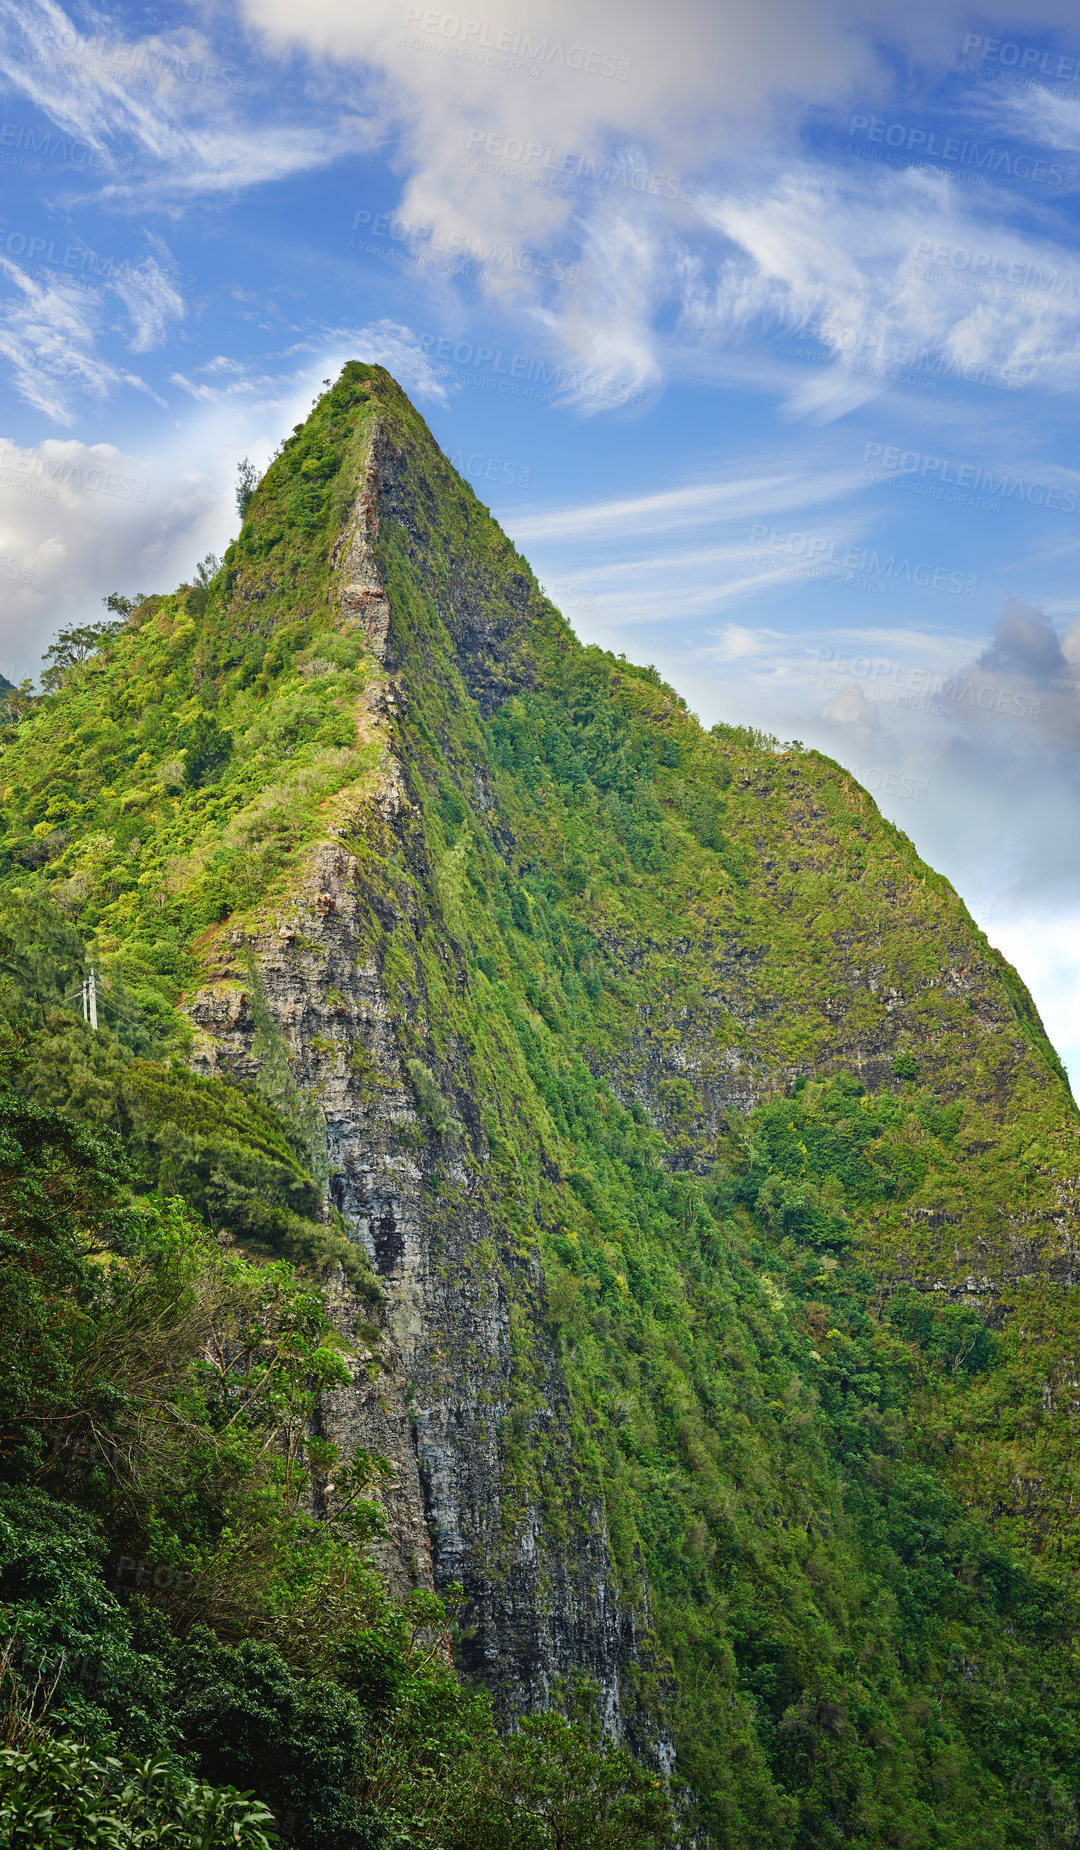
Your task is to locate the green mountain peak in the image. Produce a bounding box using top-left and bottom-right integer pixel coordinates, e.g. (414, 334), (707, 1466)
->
(2, 361), (1080, 1847)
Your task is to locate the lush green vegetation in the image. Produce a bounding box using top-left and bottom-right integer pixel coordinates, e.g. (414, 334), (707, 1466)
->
(1, 362), (1079, 1845)
(0, 1037), (674, 1846)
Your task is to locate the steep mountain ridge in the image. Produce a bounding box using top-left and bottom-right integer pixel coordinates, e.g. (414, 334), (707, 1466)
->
(183, 406), (648, 1735)
(4, 361), (1080, 1844)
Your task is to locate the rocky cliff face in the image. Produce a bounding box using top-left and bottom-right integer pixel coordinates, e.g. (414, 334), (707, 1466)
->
(185, 424), (650, 1740)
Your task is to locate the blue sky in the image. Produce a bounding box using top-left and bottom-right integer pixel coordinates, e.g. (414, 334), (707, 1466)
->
(1, 0), (1079, 1080)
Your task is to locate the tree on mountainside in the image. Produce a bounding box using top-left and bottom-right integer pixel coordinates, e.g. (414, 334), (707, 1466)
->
(178, 711), (232, 787)
(39, 621), (123, 695)
(236, 459), (259, 522)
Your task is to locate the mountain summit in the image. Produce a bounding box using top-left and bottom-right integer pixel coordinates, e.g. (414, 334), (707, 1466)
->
(3, 362), (1079, 1845)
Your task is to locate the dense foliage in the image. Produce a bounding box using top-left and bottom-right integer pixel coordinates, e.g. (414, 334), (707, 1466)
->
(1, 363), (1078, 1845)
(0, 1033), (673, 1846)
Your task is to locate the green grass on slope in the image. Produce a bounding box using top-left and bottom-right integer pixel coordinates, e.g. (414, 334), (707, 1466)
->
(0, 367), (382, 998)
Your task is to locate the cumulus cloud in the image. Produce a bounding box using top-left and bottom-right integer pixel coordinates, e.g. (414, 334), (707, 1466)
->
(0, 433), (218, 680)
(979, 596), (1070, 682)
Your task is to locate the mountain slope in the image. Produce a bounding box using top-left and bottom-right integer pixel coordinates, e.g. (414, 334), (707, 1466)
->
(3, 362), (1080, 1846)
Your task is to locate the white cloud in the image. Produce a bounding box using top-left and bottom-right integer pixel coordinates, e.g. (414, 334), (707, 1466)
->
(988, 907), (1080, 1089)
(496, 446), (883, 629)
(234, 0), (883, 399)
(688, 164), (1080, 411)
(100, 245), (186, 353)
(337, 320), (450, 404)
(967, 81), (1080, 155)
(820, 683), (883, 747)
(0, 433), (217, 680)
(0, 0), (354, 204)
(169, 360), (290, 405)
(233, 0), (1080, 405)
(0, 241), (185, 420)
(0, 262), (149, 422)
(505, 465), (858, 543)
(710, 621), (784, 662)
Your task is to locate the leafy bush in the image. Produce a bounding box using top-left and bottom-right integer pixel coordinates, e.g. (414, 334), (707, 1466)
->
(160, 1629), (378, 1850)
(0, 1735), (277, 1850)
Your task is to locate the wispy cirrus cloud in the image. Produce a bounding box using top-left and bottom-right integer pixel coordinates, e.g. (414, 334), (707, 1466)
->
(964, 80), (1080, 154)
(687, 164), (1080, 417)
(106, 240), (186, 351)
(0, 260), (164, 421)
(505, 465), (859, 543)
(169, 354), (295, 405)
(0, 0), (360, 204)
(0, 226), (187, 419)
(339, 321), (450, 406)
(497, 451), (874, 630)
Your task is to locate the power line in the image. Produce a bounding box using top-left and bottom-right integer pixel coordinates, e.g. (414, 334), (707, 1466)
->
(61, 972), (148, 1030)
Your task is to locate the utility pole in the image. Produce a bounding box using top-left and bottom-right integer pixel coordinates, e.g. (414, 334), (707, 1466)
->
(82, 977), (88, 1023)
(88, 967), (98, 1031)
